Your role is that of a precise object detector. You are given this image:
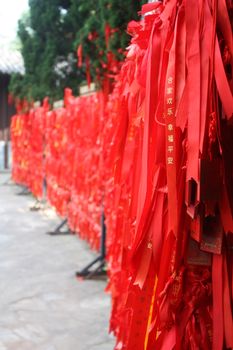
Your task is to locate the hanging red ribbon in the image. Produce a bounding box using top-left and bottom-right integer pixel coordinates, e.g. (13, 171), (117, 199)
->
(77, 44), (83, 68)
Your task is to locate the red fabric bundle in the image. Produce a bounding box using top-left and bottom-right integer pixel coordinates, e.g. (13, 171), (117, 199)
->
(45, 105), (72, 217)
(11, 100), (47, 199)
(67, 91), (105, 251)
(104, 1), (233, 349)
(28, 99), (48, 199)
(11, 111), (31, 187)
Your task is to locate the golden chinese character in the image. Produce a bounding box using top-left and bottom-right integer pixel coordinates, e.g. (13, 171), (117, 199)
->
(168, 157), (174, 164)
(147, 242), (152, 249)
(172, 284), (180, 296)
(167, 98), (173, 105)
(168, 145), (174, 153)
(167, 108), (173, 116)
(168, 77), (173, 84)
(167, 87), (173, 95)
(168, 124), (173, 131)
(168, 135), (174, 142)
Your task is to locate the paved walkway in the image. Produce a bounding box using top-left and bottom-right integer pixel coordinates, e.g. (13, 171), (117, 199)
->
(0, 173), (114, 350)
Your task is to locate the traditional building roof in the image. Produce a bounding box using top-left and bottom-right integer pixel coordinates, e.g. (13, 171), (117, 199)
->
(0, 48), (24, 75)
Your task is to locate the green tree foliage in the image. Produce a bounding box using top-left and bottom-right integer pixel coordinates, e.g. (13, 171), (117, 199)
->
(10, 0), (81, 101)
(10, 0), (146, 102)
(69, 0), (146, 83)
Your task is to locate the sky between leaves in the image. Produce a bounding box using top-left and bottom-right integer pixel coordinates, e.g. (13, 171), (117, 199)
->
(0, 0), (29, 49)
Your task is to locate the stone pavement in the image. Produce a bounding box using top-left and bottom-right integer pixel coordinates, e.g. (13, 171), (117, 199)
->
(0, 172), (115, 350)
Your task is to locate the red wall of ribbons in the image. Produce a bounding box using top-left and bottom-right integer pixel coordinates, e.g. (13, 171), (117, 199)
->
(11, 1), (233, 349)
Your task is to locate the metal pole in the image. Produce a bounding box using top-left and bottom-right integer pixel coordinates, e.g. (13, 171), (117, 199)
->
(100, 211), (106, 259)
